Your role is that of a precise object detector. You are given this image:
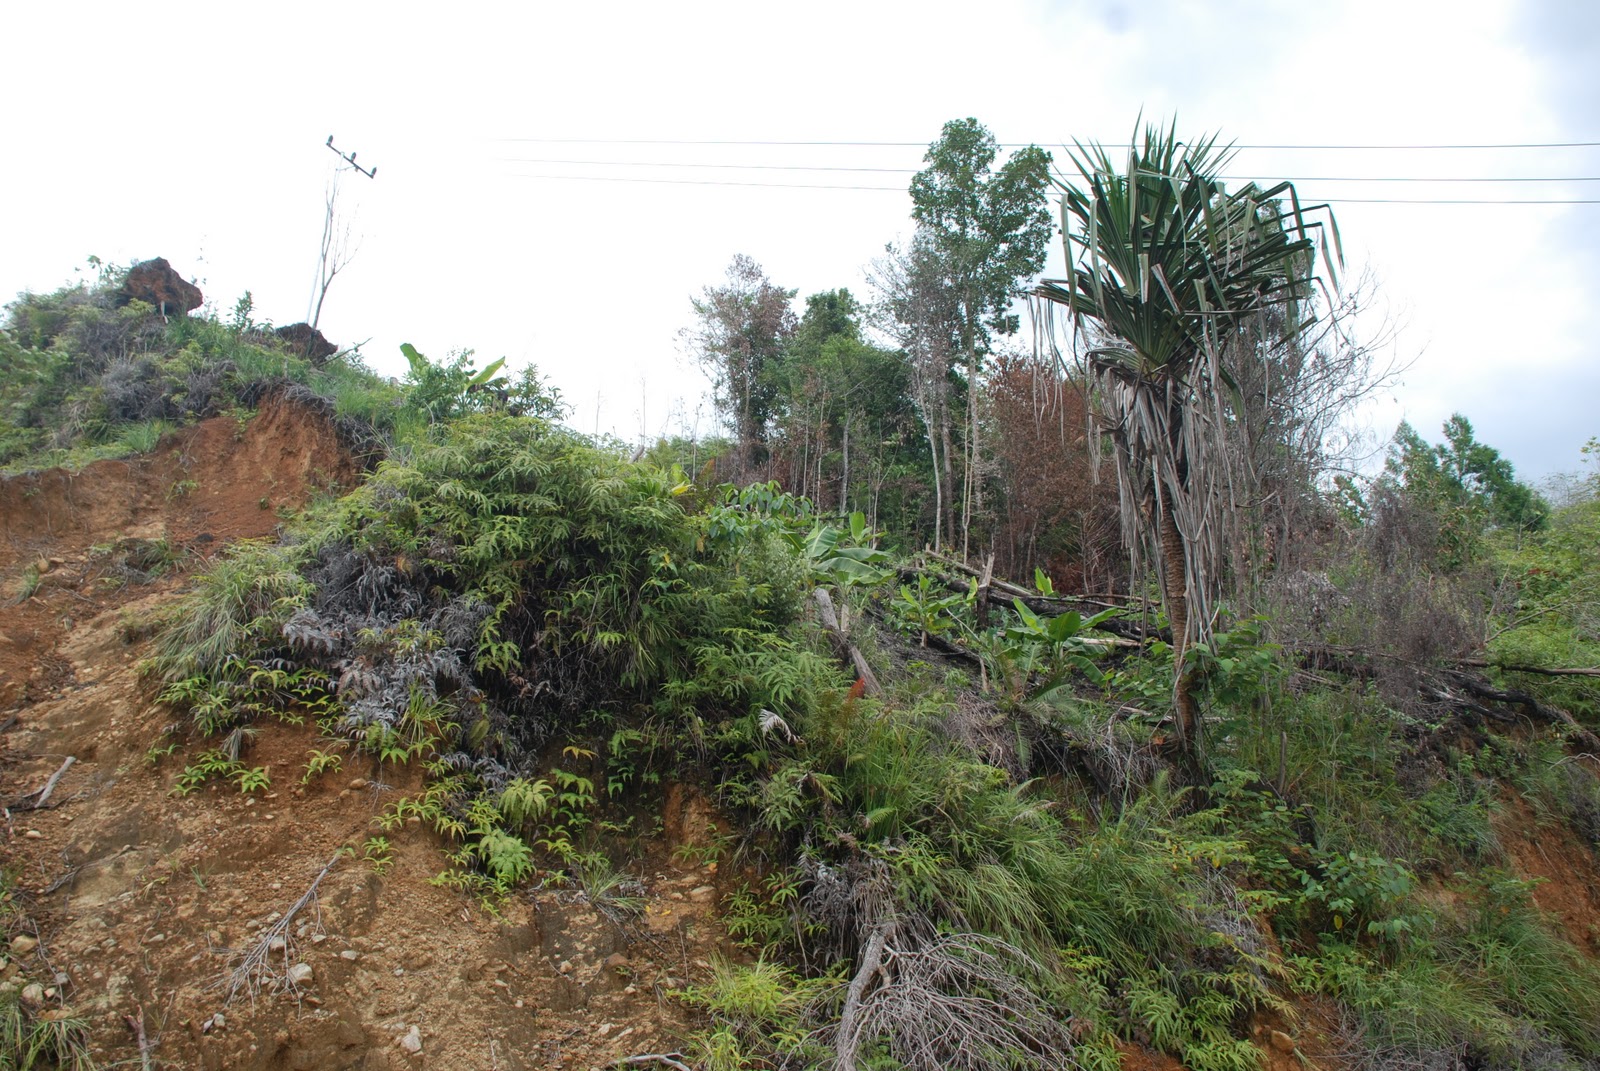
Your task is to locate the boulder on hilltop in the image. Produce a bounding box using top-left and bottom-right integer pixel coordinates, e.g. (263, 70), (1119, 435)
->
(275, 322), (338, 364)
(115, 257), (202, 316)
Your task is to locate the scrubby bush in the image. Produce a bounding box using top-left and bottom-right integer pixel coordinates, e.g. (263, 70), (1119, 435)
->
(0, 268), (406, 471)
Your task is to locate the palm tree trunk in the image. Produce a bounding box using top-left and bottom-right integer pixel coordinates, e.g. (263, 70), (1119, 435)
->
(1158, 503), (1203, 758)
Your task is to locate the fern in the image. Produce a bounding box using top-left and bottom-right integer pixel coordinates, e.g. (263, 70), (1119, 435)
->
(474, 829), (534, 886)
(498, 777), (553, 828)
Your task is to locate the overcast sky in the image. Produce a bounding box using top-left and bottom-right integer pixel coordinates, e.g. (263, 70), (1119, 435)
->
(3, 0), (1594, 480)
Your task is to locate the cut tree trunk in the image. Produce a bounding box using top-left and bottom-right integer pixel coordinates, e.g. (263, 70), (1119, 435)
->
(813, 588), (883, 697)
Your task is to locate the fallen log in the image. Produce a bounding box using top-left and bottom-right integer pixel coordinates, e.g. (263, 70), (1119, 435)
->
(901, 558), (1148, 645)
(1446, 671), (1600, 754)
(1455, 659), (1600, 679)
(922, 550), (1151, 617)
(813, 588), (883, 698)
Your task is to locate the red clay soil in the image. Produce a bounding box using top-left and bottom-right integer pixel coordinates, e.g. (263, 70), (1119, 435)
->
(0, 390), (359, 562)
(0, 391), (359, 709)
(1496, 793), (1600, 953)
(1, 400), (740, 1069)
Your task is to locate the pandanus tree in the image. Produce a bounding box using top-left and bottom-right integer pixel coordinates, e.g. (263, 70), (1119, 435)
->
(1034, 124), (1339, 762)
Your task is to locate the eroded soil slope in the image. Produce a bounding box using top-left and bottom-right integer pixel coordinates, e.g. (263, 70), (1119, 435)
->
(1, 398), (738, 1069)
(0, 391), (358, 708)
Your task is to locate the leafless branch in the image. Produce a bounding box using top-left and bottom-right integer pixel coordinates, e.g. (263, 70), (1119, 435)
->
(13, 755), (75, 810)
(309, 175), (359, 331)
(215, 852), (340, 1005)
(616, 1056), (693, 1071)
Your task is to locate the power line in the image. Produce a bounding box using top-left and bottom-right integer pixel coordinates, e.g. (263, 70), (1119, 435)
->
(1218, 141), (1600, 151)
(498, 136), (1600, 151)
(503, 157), (918, 174)
(507, 171), (1600, 204)
(508, 172), (904, 192)
(1230, 174), (1600, 184)
(503, 156), (1600, 184)
(1323, 197), (1600, 205)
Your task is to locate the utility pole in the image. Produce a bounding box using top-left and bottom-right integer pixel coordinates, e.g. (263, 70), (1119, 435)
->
(325, 135), (377, 180)
(308, 136), (378, 329)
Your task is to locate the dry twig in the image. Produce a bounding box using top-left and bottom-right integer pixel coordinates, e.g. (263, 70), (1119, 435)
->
(14, 756), (75, 810)
(122, 1003), (154, 1071)
(616, 1056), (693, 1071)
(215, 852), (340, 1004)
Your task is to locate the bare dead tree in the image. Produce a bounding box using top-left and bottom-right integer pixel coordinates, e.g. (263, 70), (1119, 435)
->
(1221, 268), (1409, 581)
(686, 255), (796, 479)
(308, 172), (359, 331)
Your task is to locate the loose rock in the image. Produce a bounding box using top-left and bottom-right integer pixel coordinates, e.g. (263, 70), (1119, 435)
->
(398, 1025), (423, 1054)
(116, 258), (203, 315)
(275, 323), (338, 364)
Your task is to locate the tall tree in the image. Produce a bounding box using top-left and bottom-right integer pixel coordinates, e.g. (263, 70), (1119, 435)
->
(1434, 414), (1548, 531)
(909, 118), (1053, 556)
(689, 255), (796, 477)
(1034, 123), (1338, 763)
(1376, 415), (1549, 572)
(776, 290), (916, 516)
(870, 236), (963, 548)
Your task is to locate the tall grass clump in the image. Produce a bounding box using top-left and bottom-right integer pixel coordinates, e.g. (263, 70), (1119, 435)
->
(728, 680), (1284, 1071)
(148, 539), (312, 685)
(0, 987), (96, 1070)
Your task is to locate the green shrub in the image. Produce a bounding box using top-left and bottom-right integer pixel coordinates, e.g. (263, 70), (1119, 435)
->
(683, 957), (836, 1071)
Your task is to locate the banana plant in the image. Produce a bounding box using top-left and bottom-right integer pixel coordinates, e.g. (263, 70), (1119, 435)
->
(801, 510), (893, 588)
(399, 343), (511, 426)
(995, 599), (1123, 699)
(893, 573), (970, 647)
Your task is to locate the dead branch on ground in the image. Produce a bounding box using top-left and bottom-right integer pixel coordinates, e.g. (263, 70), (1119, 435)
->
(11, 756), (75, 810)
(1455, 658), (1600, 678)
(122, 1003), (153, 1071)
(215, 852), (340, 1005)
(616, 1056), (692, 1071)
